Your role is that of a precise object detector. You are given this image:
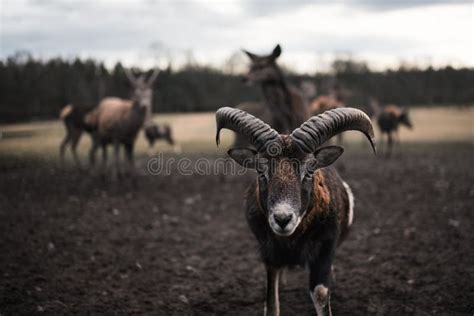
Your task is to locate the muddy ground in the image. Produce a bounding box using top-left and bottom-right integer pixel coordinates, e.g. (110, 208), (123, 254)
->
(0, 142), (473, 315)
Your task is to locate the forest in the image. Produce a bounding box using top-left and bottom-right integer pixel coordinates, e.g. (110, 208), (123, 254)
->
(0, 52), (473, 122)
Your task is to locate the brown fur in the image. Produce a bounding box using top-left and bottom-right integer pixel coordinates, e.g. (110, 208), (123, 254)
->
(310, 95), (343, 115)
(384, 104), (403, 118)
(298, 170), (332, 234)
(315, 170), (331, 207)
(96, 97), (144, 143)
(84, 108), (99, 127)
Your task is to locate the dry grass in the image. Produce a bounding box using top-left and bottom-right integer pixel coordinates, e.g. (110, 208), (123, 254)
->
(0, 106), (472, 161)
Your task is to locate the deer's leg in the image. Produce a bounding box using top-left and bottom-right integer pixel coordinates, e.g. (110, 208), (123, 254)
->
(264, 264), (281, 316)
(394, 130), (402, 156)
(113, 141), (121, 178)
(89, 135), (99, 168)
(149, 138), (155, 148)
(60, 125), (76, 163)
(71, 130), (82, 169)
(59, 134), (71, 163)
(124, 142), (135, 171)
(309, 239), (336, 316)
(147, 139), (156, 156)
(101, 143), (108, 169)
(394, 129), (401, 145)
(387, 132), (393, 157)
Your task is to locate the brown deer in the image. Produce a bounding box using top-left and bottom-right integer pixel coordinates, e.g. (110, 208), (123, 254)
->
(89, 68), (159, 175)
(370, 99), (413, 156)
(234, 44), (309, 147)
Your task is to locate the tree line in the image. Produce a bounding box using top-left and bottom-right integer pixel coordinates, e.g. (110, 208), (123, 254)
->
(0, 53), (473, 122)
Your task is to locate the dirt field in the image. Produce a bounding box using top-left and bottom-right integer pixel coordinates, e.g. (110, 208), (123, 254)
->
(0, 108), (473, 315)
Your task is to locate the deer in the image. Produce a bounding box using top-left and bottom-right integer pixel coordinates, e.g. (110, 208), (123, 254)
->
(309, 93), (344, 116)
(143, 122), (177, 152)
(370, 99), (413, 156)
(88, 68), (159, 175)
(234, 44), (309, 147)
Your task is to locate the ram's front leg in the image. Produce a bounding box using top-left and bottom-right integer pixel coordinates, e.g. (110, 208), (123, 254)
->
(264, 264), (281, 316)
(309, 239), (337, 316)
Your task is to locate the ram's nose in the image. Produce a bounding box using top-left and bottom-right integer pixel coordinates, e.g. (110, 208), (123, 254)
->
(274, 213), (293, 229)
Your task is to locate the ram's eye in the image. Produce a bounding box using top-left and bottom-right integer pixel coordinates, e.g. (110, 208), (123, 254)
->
(256, 158), (269, 174)
(301, 171), (313, 182)
(258, 173), (269, 187)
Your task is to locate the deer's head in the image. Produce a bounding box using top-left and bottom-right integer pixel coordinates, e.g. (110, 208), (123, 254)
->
(399, 108), (413, 129)
(242, 44), (283, 85)
(124, 68), (159, 109)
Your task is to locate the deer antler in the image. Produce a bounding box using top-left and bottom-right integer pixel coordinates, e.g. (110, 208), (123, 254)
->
(147, 67), (160, 86)
(123, 67), (138, 86)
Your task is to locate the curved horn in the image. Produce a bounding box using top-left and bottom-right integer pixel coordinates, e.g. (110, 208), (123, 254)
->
(291, 107), (376, 154)
(216, 107), (281, 153)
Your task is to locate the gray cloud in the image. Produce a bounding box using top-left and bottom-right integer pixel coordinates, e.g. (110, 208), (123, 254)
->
(1, 1), (243, 56)
(347, 0), (472, 11)
(1, 0), (472, 70)
(242, 0), (471, 16)
(241, 0), (313, 17)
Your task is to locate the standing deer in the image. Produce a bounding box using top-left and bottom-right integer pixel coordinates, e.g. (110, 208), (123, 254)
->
(370, 99), (413, 156)
(144, 122), (175, 149)
(234, 44), (309, 147)
(89, 68), (159, 175)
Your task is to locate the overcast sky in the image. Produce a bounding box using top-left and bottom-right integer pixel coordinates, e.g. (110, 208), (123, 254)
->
(1, 0), (473, 72)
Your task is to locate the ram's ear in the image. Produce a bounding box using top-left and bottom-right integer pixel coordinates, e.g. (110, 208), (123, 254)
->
(310, 146), (344, 170)
(228, 148), (259, 169)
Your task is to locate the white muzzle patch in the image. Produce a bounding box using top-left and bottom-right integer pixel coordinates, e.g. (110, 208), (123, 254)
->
(268, 202), (301, 237)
